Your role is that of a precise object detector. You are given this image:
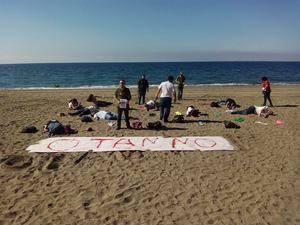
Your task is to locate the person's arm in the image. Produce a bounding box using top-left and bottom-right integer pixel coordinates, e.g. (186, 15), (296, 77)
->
(173, 91), (176, 103)
(172, 84), (176, 103)
(262, 81), (265, 91)
(127, 89), (132, 102)
(154, 85), (162, 101)
(115, 89), (120, 101)
(146, 80), (149, 92)
(266, 81), (270, 90)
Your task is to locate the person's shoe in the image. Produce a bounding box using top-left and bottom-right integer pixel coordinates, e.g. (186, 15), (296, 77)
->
(116, 127), (121, 130)
(127, 126), (133, 129)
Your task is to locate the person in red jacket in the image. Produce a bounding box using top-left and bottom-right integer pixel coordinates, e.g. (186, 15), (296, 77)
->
(261, 76), (273, 107)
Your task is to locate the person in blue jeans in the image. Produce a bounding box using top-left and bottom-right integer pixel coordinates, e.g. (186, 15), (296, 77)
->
(155, 76), (176, 122)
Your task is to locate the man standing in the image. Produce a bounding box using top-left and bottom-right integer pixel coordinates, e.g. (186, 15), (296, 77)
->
(115, 80), (132, 130)
(155, 76), (176, 122)
(176, 72), (185, 100)
(137, 74), (149, 105)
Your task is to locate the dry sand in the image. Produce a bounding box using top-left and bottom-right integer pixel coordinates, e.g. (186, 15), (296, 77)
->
(0, 85), (299, 225)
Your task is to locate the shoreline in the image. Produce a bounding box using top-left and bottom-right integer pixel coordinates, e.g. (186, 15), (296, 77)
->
(1, 83), (300, 91)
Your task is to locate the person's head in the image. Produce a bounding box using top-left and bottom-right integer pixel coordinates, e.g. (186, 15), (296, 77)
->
(261, 107), (274, 118)
(179, 72), (184, 76)
(119, 79), (125, 88)
(261, 76), (268, 81)
(69, 98), (78, 106)
(167, 75), (174, 82)
(141, 74), (145, 79)
(87, 94), (96, 102)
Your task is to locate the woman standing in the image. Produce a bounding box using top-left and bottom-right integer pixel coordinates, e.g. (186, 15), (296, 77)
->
(261, 76), (273, 107)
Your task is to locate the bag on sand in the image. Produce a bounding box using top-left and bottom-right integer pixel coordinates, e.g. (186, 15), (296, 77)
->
(132, 120), (142, 129)
(147, 121), (163, 130)
(224, 120), (240, 129)
(210, 102), (221, 108)
(81, 116), (93, 123)
(21, 125), (38, 133)
(172, 115), (185, 123)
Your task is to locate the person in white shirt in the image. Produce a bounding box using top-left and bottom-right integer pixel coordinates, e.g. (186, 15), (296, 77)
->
(155, 76), (176, 122)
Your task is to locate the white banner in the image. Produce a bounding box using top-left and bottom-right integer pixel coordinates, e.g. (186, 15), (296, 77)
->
(26, 136), (234, 152)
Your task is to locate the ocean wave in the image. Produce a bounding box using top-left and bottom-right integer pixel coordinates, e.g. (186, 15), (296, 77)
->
(1, 82), (299, 90)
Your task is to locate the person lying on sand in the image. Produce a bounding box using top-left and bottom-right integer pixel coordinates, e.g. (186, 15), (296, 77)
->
(211, 98), (240, 109)
(93, 110), (119, 120)
(68, 106), (98, 117)
(68, 98), (82, 110)
(229, 105), (274, 118)
(225, 98), (240, 110)
(186, 106), (200, 117)
(145, 100), (160, 111)
(43, 120), (77, 136)
(87, 94), (113, 108)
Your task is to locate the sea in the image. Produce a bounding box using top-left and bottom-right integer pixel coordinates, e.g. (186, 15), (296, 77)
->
(0, 62), (299, 89)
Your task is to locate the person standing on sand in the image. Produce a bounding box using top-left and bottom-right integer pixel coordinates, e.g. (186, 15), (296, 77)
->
(115, 80), (132, 130)
(155, 75), (176, 122)
(261, 76), (273, 107)
(176, 72), (185, 100)
(137, 74), (149, 105)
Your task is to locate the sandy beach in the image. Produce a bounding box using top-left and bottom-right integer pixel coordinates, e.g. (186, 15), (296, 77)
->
(0, 85), (299, 225)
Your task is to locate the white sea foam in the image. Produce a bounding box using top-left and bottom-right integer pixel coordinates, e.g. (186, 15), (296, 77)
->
(1, 82), (299, 90)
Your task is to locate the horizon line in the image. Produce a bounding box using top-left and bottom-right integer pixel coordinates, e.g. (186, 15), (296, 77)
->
(1, 60), (300, 65)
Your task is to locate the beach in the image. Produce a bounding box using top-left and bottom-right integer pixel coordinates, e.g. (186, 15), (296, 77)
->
(0, 85), (299, 225)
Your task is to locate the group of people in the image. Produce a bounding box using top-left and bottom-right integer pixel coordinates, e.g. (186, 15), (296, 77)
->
(65, 73), (274, 130)
(115, 73), (185, 129)
(137, 72), (185, 105)
(115, 74), (274, 129)
(116, 73), (185, 128)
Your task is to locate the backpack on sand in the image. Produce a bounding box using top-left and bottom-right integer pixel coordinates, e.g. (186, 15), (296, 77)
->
(21, 125), (38, 133)
(224, 120), (240, 129)
(81, 116), (93, 123)
(210, 102), (221, 108)
(147, 121), (163, 130)
(172, 115), (185, 123)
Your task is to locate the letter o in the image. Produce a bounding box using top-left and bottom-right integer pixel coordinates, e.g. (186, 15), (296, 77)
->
(47, 139), (80, 152)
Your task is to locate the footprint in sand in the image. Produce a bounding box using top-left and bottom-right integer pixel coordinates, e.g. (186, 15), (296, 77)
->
(1, 155), (32, 169)
(46, 154), (64, 170)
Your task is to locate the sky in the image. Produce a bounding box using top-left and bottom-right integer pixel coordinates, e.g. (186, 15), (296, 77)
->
(0, 0), (300, 63)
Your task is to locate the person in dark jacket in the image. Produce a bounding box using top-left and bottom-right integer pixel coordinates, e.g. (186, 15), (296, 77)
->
(137, 75), (149, 105)
(115, 80), (132, 129)
(176, 72), (185, 100)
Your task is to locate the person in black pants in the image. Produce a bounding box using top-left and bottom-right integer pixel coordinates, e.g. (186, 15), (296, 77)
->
(261, 76), (273, 107)
(231, 105), (256, 115)
(137, 75), (149, 105)
(115, 80), (132, 130)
